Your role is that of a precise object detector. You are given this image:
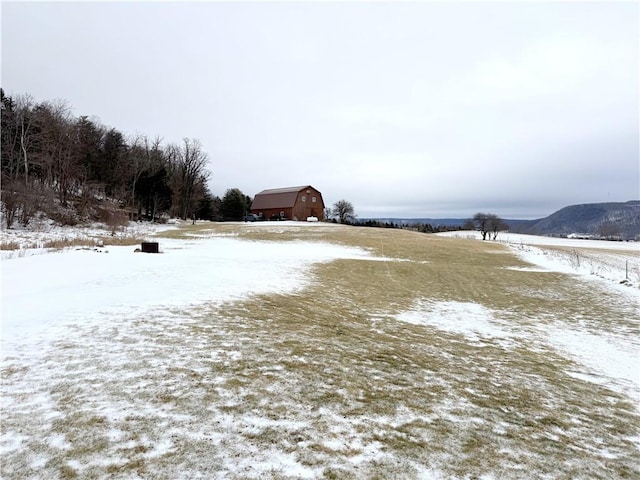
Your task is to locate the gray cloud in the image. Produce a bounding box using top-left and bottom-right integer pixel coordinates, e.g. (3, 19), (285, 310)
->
(2, 1), (637, 219)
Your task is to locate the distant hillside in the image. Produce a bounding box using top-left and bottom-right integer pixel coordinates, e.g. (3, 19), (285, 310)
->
(528, 201), (640, 240)
(367, 200), (640, 240)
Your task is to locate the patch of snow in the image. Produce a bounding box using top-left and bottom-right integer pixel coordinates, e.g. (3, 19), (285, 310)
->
(322, 438), (347, 451)
(395, 300), (512, 341)
(1, 236), (373, 353)
(394, 299), (639, 405)
(546, 326), (640, 401)
(0, 432), (28, 453)
(0, 220), (178, 259)
(438, 230), (640, 296)
(438, 230), (639, 251)
(503, 266), (550, 272)
(144, 437), (175, 458)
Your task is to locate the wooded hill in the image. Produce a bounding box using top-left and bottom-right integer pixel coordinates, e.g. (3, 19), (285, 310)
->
(527, 201), (640, 240)
(1, 89), (219, 229)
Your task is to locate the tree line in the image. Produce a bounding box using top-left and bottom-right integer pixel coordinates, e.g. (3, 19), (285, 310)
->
(1, 89), (513, 236)
(334, 206), (510, 239)
(1, 89), (218, 228)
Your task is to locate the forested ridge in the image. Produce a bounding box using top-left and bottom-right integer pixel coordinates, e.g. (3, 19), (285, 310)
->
(1, 89), (221, 228)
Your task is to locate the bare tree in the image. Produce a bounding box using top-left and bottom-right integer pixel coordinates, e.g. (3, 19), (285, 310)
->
(598, 221), (621, 240)
(15, 94), (36, 184)
(0, 179), (48, 228)
(128, 134), (164, 218)
(1, 90), (21, 181)
(1, 90), (216, 226)
(473, 212), (508, 240)
(169, 138), (209, 220)
(332, 199), (355, 224)
(33, 100), (81, 205)
(128, 134), (144, 213)
(472, 213), (490, 240)
(1, 180), (21, 228)
(488, 215), (509, 240)
(74, 115), (106, 216)
(1, 93), (37, 183)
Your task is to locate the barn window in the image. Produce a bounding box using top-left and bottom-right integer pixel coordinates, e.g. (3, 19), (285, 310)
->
(311, 196), (317, 203)
(301, 195), (306, 202)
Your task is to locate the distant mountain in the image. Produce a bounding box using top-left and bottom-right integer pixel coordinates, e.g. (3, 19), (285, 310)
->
(528, 201), (640, 240)
(365, 200), (640, 240)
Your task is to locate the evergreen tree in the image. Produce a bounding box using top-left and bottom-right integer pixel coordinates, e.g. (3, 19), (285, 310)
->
(220, 188), (249, 221)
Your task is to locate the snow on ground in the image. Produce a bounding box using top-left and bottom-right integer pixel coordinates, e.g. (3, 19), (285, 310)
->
(0, 219), (179, 258)
(438, 230), (640, 292)
(1, 224), (389, 478)
(1, 230), (373, 352)
(2, 223), (639, 478)
(428, 230), (640, 404)
(396, 301), (512, 342)
(395, 298), (640, 404)
(437, 230), (639, 251)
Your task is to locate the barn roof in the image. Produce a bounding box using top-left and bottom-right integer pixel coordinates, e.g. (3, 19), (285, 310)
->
(251, 185), (318, 210)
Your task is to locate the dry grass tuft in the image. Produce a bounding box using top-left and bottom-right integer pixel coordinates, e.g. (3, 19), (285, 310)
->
(1, 235), (146, 251)
(0, 240), (21, 250)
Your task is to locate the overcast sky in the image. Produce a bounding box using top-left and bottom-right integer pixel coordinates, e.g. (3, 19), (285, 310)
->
(2, 1), (638, 219)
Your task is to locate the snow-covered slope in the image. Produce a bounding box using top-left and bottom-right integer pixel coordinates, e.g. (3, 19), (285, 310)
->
(438, 230), (639, 292)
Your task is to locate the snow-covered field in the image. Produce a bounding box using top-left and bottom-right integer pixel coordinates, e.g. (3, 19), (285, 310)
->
(2, 233), (372, 353)
(1, 223), (639, 479)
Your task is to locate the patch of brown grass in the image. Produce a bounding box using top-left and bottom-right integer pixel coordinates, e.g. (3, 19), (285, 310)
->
(0, 235), (145, 251)
(0, 240), (21, 250)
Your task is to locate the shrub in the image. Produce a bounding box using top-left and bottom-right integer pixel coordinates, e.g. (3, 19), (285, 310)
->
(49, 206), (79, 226)
(106, 210), (129, 235)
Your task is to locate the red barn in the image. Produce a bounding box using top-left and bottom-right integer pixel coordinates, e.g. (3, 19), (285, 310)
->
(250, 185), (325, 221)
